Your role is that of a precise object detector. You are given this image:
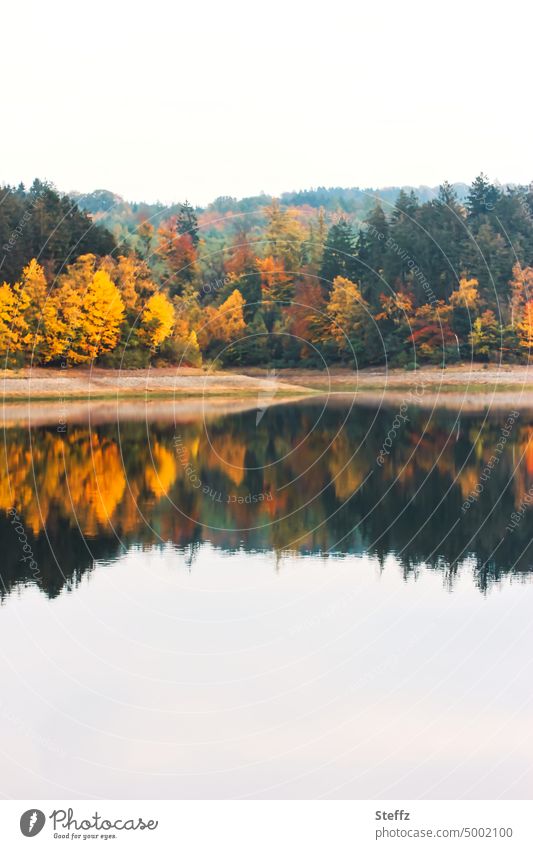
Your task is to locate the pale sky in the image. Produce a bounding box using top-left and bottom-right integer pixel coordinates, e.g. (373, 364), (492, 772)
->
(2, 0), (531, 205)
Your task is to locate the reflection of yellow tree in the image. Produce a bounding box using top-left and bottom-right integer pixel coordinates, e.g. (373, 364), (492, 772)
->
(2, 430), (129, 533)
(24, 436), (66, 532)
(88, 440), (126, 526)
(513, 426), (533, 508)
(457, 466), (480, 500)
(206, 433), (246, 487)
(327, 432), (368, 500)
(59, 433), (126, 532)
(0, 443), (34, 516)
(145, 443), (177, 498)
(3, 413), (530, 559)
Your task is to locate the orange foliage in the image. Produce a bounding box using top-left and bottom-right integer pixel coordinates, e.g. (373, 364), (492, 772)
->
(256, 256), (293, 304)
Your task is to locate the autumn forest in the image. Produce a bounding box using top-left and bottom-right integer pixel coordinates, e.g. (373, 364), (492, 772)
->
(2, 175), (533, 368)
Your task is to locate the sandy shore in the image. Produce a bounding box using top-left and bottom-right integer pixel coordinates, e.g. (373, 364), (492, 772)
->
(3, 364), (533, 411)
(243, 363), (533, 391)
(259, 364), (533, 410)
(0, 366), (311, 400)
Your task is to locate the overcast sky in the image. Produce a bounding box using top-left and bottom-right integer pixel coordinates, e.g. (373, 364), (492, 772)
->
(3, 0), (531, 205)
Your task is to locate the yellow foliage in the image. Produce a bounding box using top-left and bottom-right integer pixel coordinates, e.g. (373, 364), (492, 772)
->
(376, 292), (413, 323)
(142, 292), (175, 349)
(115, 256), (139, 310)
(509, 263), (533, 321)
(50, 278), (85, 363)
(114, 255), (156, 310)
(75, 270), (125, 362)
(179, 330), (202, 366)
(145, 443), (177, 498)
(63, 254), (97, 290)
(212, 289), (246, 343)
(256, 255), (293, 304)
(264, 200), (305, 271)
(207, 433), (247, 486)
(197, 290), (246, 351)
(15, 259), (53, 360)
(517, 301), (533, 349)
(84, 440), (126, 527)
(450, 277), (479, 310)
(40, 295), (70, 362)
(0, 282), (28, 355)
(326, 276), (367, 351)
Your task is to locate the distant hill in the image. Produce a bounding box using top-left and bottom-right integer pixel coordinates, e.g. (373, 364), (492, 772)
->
(69, 189), (124, 214)
(68, 183), (473, 249)
(71, 183), (472, 218)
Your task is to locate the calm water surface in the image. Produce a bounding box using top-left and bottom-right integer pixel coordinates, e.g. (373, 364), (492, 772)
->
(1, 399), (532, 798)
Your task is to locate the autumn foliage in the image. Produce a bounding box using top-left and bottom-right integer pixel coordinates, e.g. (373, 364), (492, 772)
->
(4, 181), (533, 368)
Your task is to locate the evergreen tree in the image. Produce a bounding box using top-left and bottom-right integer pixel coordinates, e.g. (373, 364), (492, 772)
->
(466, 174), (501, 219)
(176, 201), (199, 247)
(320, 219), (358, 291)
(419, 182), (468, 301)
(356, 204), (389, 305)
(385, 190), (420, 288)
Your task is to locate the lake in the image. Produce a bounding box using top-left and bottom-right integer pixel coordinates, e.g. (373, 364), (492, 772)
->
(1, 397), (532, 798)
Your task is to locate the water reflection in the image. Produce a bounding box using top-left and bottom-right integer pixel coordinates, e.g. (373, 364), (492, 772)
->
(1, 399), (533, 598)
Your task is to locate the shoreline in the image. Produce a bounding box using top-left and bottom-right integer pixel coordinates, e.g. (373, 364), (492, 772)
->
(0, 367), (314, 401)
(2, 364), (533, 409)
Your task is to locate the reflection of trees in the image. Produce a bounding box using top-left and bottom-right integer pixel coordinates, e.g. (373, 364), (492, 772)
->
(1, 403), (533, 598)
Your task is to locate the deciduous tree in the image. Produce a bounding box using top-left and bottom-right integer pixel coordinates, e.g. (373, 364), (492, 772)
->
(142, 292), (175, 350)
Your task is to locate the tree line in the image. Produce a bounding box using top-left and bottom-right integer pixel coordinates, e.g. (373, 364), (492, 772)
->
(2, 175), (533, 367)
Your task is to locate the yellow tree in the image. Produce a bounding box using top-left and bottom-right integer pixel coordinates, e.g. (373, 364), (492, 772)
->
(18, 259), (49, 358)
(77, 270), (125, 361)
(510, 263), (533, 327)
(50, 276), (85, 363)
(185, 329), (202, 365)
(449, 277), (480, 310)
(326, 276), (367, 353)
(0, 283), (28, 357)
(137, 218), (155, 260)
(62, 253), (97, 290)
(41, 293), (70, 363)
(197, 289), (246, 351)
(114, 254), (156, 310)
(264, 200), (305, 272)
(516, 301), (533, 351)
(164, 287), (202, 366)
(470, 310), (499, 360)
(43, 253), (98, 363)
(141, 292), (175, 350)
(376, 292), (413, 324)
(212, 289), (246, 343)
(449, 277), (481, 356)
(173, 286), (200, 341)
